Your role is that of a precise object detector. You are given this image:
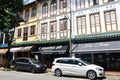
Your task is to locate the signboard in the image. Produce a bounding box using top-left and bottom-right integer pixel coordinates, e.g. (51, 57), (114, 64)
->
(73, 41), (120, 52)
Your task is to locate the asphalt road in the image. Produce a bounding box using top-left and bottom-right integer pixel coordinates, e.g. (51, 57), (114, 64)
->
(0, 70), (119, 80)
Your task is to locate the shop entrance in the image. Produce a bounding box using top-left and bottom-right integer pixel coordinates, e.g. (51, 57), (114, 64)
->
(106, 53), (120, 71)
(75, 53), (120, 71)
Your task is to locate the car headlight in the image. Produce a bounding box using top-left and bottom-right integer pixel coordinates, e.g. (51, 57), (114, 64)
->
(96, 67), (103, 71)
(35, 65), (40, 68)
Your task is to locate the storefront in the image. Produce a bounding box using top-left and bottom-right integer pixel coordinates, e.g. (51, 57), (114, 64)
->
(10, 45), (35, 59)
(73, 41), (120, 71)
(32, 45), (69, 68)
(0, 49), (8, 66)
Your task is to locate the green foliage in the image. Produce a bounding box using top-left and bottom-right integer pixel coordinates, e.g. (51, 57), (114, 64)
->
(0, 0), (24, 31)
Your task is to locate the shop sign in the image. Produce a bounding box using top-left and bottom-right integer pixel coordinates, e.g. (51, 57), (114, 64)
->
(73, 41), (120, 52)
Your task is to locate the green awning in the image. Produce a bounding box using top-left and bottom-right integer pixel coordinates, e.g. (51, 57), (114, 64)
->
(73, 31), (120, 42)
(12, 38), (69, 47)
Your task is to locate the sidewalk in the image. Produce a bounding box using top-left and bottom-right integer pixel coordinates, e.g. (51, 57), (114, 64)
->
(105, 71), (120, 76)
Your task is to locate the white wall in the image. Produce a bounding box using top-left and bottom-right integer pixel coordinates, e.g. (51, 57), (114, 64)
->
(72, 1), (120, 36)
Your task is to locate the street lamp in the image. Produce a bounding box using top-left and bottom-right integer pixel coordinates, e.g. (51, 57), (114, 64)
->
(64, 14), (72, 57)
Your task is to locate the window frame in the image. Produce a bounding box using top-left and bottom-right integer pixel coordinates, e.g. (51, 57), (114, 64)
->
(24, 9), (29, 22)
(30, 25), (35, 35)
(23, 27), (28, 41)
(60, 18), (68, 38)
(42, 3), (48, 18)
(59, 0), (67, 13)
(17, 28), (22, 37)
(104, 10), (118, 32)
(50, 0), (57, 16)
(77, 16), (87, 35)
(41, 23), (47, 40)
(31, 6), (37, 17)
(50, 21), (57, 39)
(90, 13), (101, 33)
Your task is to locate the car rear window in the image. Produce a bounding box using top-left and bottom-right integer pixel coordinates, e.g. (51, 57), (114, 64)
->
(56, 59), (69, 64)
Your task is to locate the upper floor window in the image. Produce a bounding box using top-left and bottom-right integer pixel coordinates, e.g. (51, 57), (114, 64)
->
(42, 3), (48, 18)
(60, 18), (67, 38)
(30, 25), (35, 35)
(23, 27), (28, 41)
(90, 13), (101, 33)
(24, 9), (29, 22)
(93, 0), (99, 5)
(77, 16), (87, 35)
(50, 21), (57, 39)
(41, 23), (47, 40)
(17, 28), (22, 37)
(31, 6), (37, 17)
(103, 0), (114, 3)
(76, 0), (85, 9)
(60, 0), (67, 13)
(88, 0), (99, 6)
(50, 0), (57, 15)
(104, 10), (117, 32)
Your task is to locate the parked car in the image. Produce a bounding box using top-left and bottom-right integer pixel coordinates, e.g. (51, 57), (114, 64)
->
(14, 57), (46, 73)
(52, 57), (105, 79)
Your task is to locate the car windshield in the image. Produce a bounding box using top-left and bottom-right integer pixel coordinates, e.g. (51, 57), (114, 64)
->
(30, 58), (41, 64)
(79, 59), (91, 65)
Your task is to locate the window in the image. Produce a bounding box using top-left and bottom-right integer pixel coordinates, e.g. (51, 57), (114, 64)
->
(17, 28), (22, 37)
(77, 16), (86, 35)
(24, 9), (29, 22)
(50, 21), (57, 39)
(30, 25), (35, 35)
(60, 0), (67, 13)
(76, 0), (85, 9)
(42, 3), (48, 18)
(103, 0), (114, 3)
(88, 0), (93, 6)
(60, 18), (67, 38)
(50, 0), (57, 15)
(104, 10), (117, 32)
(31, 6), (37, 17)
(23, 27), (28, 41)
(41, 23), (47, 40)
(90, 13), (101, 33)
(93, 0), (99, 5)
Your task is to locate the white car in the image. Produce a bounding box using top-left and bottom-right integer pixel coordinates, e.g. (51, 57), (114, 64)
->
(52, 57), (105, 79)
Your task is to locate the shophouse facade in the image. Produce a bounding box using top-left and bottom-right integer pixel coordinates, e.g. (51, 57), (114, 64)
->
(31, 0), (71, 67)
(11, 0), (120, 71)
(71, 0), (120, 71)
(10, 1), (38, 59)
(0, 31), (9, 66)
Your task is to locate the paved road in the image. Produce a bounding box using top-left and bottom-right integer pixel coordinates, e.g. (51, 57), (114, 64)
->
(0, 70), (119, 80)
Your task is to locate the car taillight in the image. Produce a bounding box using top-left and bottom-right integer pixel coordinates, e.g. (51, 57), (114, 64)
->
(52, 64), (55, 66)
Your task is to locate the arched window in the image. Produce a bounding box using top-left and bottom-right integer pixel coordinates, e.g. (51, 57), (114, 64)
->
(31, 6), (37, 17)
(50, 0), (57, 15)
(24, 9), (29, 22)
(42, 3), (48, 18)
(59, 0), (67, 13)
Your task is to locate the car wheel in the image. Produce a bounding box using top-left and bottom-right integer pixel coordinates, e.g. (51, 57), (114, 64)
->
(87, 70), (96, 80)
(55, 69), (62, 77)
(31, 68), (36, 73)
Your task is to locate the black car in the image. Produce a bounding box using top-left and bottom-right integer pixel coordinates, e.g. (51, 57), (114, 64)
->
(14, 57), (46, 73)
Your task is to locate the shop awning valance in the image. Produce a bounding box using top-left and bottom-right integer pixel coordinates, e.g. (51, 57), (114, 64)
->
(0, 49), (8, 54)
(32, 45), (68, 54)
(10, 46), (34, 52)
(72, 41), (120, 53)
(74, 31), (120, 42)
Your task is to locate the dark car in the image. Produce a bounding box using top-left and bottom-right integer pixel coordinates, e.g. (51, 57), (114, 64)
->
(14, 57), (46, 73)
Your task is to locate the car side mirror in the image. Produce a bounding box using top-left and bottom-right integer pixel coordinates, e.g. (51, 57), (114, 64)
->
(78, 63), (82, 66)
